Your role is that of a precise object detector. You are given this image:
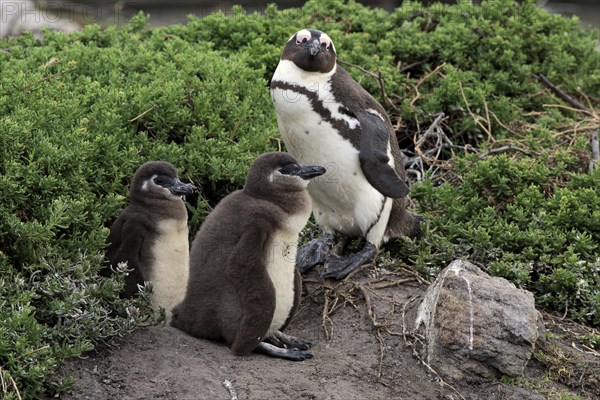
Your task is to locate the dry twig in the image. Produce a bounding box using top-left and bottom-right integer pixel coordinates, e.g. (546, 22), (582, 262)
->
(406, 63), (447, 106)
(322, 289), (333, 342)
(590, 129), (599, 171)
(357, 284), (388, 379)
(478, 144), (538, 158)
(413, 112), (454, 170)
(534, 73), (593, 114)
(129, 104), (159, 123)
(457, 82), (494, 142)
(0, 367), (22, 400)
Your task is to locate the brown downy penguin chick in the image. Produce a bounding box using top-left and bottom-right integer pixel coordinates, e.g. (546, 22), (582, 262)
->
(270, 28), (422, 279)
(106, 161), (195, 323)
(171, 152), (325, 361)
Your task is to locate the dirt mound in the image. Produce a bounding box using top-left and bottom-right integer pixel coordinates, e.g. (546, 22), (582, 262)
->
(57, 268), (598, 400)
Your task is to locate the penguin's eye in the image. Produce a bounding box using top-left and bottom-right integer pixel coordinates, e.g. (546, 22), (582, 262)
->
(295, 30), (311, 45)
(320, 34), (332, 49)
(153, 175), (171, 187)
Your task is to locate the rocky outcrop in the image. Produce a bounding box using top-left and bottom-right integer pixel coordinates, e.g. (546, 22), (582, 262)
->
(409, 260), (545, 381)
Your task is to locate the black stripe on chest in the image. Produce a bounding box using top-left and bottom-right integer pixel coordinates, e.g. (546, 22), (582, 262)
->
(271, 80), (360, 149)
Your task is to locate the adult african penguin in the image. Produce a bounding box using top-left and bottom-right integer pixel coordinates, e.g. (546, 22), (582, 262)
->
(270, 28), (422, 280)
(171, 152), (325, 361)
(106, 161), (195, 323)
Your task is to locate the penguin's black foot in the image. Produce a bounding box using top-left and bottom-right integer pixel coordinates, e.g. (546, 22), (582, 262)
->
(321, 242), (378, 280)
(296, 233), (337, 273)
(255, 342), (314, 361)
(274, 330), (312, 350)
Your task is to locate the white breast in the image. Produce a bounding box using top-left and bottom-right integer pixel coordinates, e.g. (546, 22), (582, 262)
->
(265, 210), (311, 336)
(271, 60), (388, 239)
(149, 218), (190, 323)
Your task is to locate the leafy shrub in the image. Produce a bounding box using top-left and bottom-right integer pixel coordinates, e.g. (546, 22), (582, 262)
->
(0, 12), (276, 398)
(411, 155), (600, 324)
(0, 0), (598, 397)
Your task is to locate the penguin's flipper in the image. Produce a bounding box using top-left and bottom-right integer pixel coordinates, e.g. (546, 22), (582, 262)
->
(230, 229), (277, 356)
(114, 221), (146, 297)
(102, 216), (124, 277)
(354, 109), (410, 198)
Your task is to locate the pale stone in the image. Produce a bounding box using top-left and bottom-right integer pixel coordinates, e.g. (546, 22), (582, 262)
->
(409, 260), (544, 381)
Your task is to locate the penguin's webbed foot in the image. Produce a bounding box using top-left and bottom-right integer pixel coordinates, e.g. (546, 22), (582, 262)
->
(296, 233), (338, 273)
(321, 242), (378, 280)
(273, 330), (312, 350)
(255, 342), (313, 361)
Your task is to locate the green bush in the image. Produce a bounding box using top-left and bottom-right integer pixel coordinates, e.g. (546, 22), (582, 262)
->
(0, 0), (598, 397)
(411, 154), (599, 323)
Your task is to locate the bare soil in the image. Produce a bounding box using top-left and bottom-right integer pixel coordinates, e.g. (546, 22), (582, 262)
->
(57, 267), (599, 400)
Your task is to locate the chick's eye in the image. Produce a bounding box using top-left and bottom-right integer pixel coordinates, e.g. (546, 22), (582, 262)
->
(153, 176), (169, 186)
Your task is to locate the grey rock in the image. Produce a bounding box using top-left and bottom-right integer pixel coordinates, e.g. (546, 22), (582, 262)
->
(409, 260), (544, 382)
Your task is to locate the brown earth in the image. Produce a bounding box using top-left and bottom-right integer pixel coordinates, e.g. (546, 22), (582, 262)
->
(57, 266), (599, 400)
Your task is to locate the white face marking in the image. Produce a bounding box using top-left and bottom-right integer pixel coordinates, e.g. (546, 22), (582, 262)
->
(270, 169), (311, 188)
(294, 29), (311, 44)
(142, 174), (184, 201)
(319, 32), (335, 52)
(287, 29), (336, 53)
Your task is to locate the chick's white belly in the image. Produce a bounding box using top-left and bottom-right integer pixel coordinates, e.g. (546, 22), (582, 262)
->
(265, 229), (300, 336)
(150, 219), (190, 322)
(272, 91), (385, 236)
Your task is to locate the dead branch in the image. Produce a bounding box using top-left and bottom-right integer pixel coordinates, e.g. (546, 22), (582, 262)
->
(129, 105), (159, 122)
(413, 112), (456, 169)
(357, 284), (388, 379)
(478, 144), (538, 158)
(0, 367), (6, 396)
(590, 129), (599, 172)
(367, 278), (416, 290)
(543, 103), (597, 118)
(457, 82), (495, 142)
(534, 73), (592, 114)
(398, 59), (427, 74)
(393, 266), (430, 285)
(407, 63), (447, 106)
(322, 289), (333, 342)
(18, 68), (75, 92)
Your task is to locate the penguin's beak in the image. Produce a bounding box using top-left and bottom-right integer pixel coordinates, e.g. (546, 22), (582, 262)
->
(279, 163), (326, 180)
(307, 39), (321, 56)
(168, 179), (196, 196)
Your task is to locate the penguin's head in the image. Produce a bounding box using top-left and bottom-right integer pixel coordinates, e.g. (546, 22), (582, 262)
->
(130, 161), (196, 203)
(245, 152), (326, 195)
(281, 29), (337, 73)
